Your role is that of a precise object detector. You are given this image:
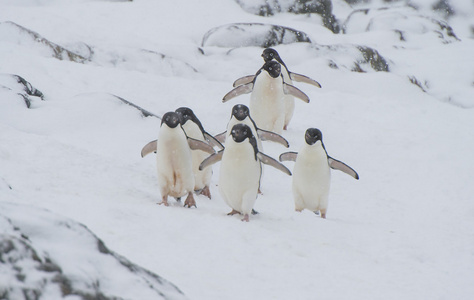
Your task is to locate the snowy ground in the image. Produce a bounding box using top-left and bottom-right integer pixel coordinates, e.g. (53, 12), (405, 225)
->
(1, 0), (474, 299)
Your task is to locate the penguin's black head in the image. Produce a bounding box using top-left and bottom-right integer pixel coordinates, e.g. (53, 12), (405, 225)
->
(262, 61), (281, 78)
(305, 128), (323, 145)
(175, 106), (205, 132)
(262, 48), (281, 63)
(231, 104), (250, 121)
(161, 112), (180, 129)
(175, 107), (195, 125)
(230, 124), (253, 143)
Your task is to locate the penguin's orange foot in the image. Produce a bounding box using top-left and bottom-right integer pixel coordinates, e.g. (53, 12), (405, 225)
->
(227, 209), (241, 216)
(241, 214), (250, 222)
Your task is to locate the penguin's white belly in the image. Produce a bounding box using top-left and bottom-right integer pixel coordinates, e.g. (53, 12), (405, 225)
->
(182, 123), (212, 190)
(156, 129), (194, 198)
(192, 149), (212, 190)
(292, 150), (331, 211)
(250, 75), (285, 134)
(219, 144), (260, 215)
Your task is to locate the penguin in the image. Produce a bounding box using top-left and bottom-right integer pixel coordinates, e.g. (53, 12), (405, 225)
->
(215, 104), (289, 197)
(175, 107), (223, 199)
(233, 48), (322, 130)
(279, 128), (359, 218)
(141, 112), (215, 207)
(223, 61), (310, 134)
(214, 104), (289, 149)
(199, 124), (291, 222)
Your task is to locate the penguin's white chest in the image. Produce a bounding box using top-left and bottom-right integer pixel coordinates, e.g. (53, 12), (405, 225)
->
(292, 144), (331, 210)
(156, 126), (194, 197)
(250, 73), (285, 134)
(182, 122), (212, 190)
(218, 140), (260, 214)
(280, 67), (295, 127)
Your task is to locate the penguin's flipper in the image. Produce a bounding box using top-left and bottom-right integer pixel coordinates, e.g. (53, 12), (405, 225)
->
(222, 83), (254, 103)
(199, 150), (224, 170)
(214, 131), (227, 143)
(289, 72), (322, 88)
(233, 75), (255, 87)
(328, 157), (359, 180)
(257, 152), (292, 176)
(257, 129), (289, 148)
(204, 132), (225, 150)
(283, 83), (310, 103)
(141, 140), (157, 157)
(187, 137), (216, 154)
(279, 151), (298, 162)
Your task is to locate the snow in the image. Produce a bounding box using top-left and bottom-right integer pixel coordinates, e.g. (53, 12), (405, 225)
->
(1, 0), (474, 299)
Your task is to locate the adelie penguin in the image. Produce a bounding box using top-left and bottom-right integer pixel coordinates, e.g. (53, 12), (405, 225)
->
(141, 111), (215, 208)
(175, 107), (223, 199)
(200, 124), (291, 222)
(214, 104), (289, 149)
(233, 48), (322, 130)
(215, 104), (289, 196)
(223, 60), (310, 134)
(279, 128), (359, 218)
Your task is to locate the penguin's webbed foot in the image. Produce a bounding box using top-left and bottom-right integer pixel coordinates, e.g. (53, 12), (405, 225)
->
(241, 214), (250, 222)
(184, 192), (197, 208)
(158, 196), (169, 206)
(227, 209), (241, 216)
(320, 209), (327, 219)
(200, 186), (211, 199)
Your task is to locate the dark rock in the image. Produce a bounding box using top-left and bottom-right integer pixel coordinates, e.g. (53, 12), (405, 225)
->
(311, 43), (390, 72)
(235, 0), (340, 33)
(109, 94), (161, 119)
(408, 76), (428, 92)
(201, 23), (311, 48)
(356, 46), (390, 72)
(0, 74), (45, 108)
(287, 0), (340, 33)
(432, 0), (455, 18)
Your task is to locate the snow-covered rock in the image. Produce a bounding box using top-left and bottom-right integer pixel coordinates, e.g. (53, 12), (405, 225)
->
(235, 0), (340, 33)
(0, 74), (44, 108)
(201, 23), (312, 48)
(0, 202), (187, 300)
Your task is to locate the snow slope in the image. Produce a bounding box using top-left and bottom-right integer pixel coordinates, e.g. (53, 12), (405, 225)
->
(1, 0), (474, 299)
